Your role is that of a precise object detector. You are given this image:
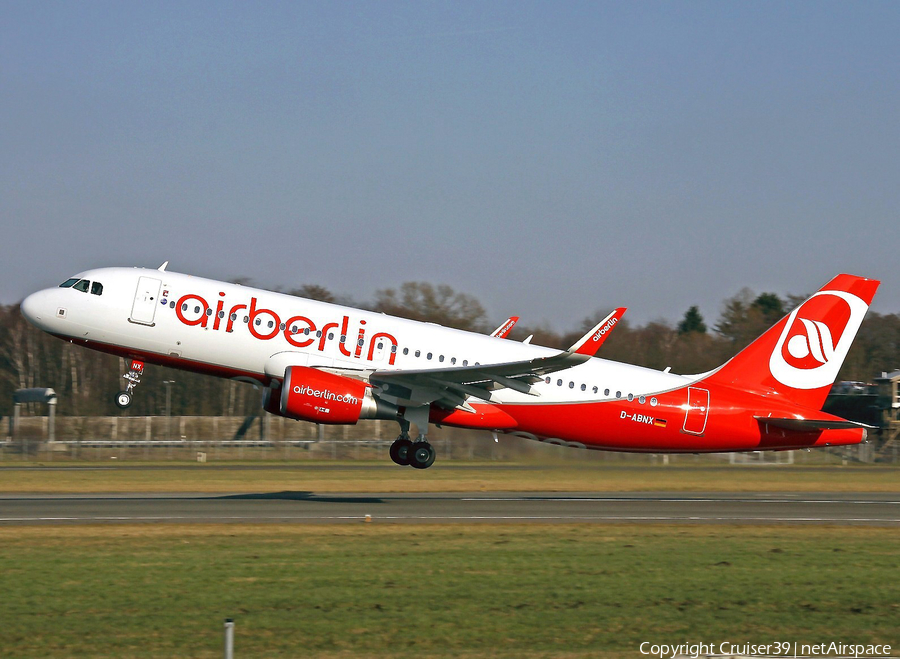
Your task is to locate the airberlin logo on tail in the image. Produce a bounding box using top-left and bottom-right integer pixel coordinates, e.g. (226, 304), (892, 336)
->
(769, 290), (868, 390)
(787, 319), (834, 365)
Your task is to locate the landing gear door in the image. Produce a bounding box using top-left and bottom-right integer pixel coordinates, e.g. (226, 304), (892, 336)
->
(130, 277), (162, 326)
(682, 387), (710, 436)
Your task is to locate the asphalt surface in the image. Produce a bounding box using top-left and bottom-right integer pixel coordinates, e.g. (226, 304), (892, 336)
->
(1, 492), (898, 526)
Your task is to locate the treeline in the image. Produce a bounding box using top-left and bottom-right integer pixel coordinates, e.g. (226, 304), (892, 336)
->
(1, 282), (899, 417)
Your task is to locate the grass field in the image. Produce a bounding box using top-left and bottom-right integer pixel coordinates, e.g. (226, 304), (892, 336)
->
(0, 524), (897, 658)
(0, 462), (898, 493)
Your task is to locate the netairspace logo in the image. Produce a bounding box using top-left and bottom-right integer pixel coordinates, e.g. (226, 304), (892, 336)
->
(639, 640), (893, 658)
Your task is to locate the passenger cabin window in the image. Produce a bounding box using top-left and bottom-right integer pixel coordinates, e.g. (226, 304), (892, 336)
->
(59, 278), (79, 288)
(72, 279), (90, 293)
(90, 282), (103, 296)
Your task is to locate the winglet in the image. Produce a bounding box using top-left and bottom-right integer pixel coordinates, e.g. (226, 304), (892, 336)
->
(568, 307), (626, 356)
(490, 316), (519, 339)
(157, 261), (169, 272)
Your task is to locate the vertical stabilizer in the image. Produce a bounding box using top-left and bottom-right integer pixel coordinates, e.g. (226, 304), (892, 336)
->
(703, 274), (879, 411)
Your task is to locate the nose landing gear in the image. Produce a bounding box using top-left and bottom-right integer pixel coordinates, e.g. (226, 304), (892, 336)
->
(115, 359), (144, 409)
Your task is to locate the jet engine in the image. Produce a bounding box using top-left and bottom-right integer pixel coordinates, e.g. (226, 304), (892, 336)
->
(266, 365), (397, 424)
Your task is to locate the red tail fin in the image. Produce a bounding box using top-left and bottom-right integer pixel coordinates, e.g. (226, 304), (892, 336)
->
(703, 274), (879, 411)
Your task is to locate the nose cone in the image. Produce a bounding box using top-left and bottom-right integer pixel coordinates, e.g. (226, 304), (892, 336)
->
(21, 289), (54, 329)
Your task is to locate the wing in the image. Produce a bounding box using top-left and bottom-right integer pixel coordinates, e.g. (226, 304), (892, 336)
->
(370, 350), (590, 410)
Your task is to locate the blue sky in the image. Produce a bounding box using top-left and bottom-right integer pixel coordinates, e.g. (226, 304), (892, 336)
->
(2, 1), (898, 328)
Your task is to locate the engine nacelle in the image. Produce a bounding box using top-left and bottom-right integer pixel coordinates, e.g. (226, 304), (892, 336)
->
(276, 365), (394, 425)
(261, 387), (282, 416)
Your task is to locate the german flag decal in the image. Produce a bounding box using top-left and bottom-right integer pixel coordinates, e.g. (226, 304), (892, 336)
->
(654, 418), (667, 428)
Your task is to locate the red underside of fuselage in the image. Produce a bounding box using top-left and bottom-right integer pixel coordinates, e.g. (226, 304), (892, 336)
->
(499, 401), (861, 453)
(64, 336), (863, 454)
(432, 391), (864, 453)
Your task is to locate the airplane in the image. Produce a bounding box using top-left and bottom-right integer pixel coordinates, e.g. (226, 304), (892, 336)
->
(20, 265), (878, 469)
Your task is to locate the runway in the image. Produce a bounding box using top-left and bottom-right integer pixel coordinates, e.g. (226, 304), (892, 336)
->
(1, 492), (898, 526)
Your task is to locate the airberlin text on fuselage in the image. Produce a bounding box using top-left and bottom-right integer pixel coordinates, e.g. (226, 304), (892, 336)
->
(174, 293), (398, 365)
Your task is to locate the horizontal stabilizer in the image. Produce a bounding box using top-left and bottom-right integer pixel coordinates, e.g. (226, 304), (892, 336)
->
(753, 416), (875, 432)
(569, 308), (626, 356)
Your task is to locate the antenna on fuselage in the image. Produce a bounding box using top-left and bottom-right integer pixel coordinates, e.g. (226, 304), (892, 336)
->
(158, 261), (169, 272)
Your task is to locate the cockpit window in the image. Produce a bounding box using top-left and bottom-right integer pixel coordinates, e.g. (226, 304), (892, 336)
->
(91, 282), (103, 296)
(72, 279), (90, 293)
(59, 278), (79, 288)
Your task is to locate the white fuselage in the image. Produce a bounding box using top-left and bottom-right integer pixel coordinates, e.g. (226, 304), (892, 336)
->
(22, 267), (689, 405)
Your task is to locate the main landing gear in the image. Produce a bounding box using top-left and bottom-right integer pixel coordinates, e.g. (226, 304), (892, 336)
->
(390, 434), (436, 469)
(389, 410), (436, 469)
(115, 359), (144, 409)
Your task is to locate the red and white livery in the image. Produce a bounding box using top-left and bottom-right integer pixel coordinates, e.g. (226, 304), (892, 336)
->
(21, 265), (879, 469)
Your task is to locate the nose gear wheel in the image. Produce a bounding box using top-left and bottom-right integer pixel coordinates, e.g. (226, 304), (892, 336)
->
(114, 359), (144, 409)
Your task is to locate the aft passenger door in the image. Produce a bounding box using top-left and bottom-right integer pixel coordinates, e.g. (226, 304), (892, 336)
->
(130, 277), (162, 326)
(682, 387), (709, 436)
